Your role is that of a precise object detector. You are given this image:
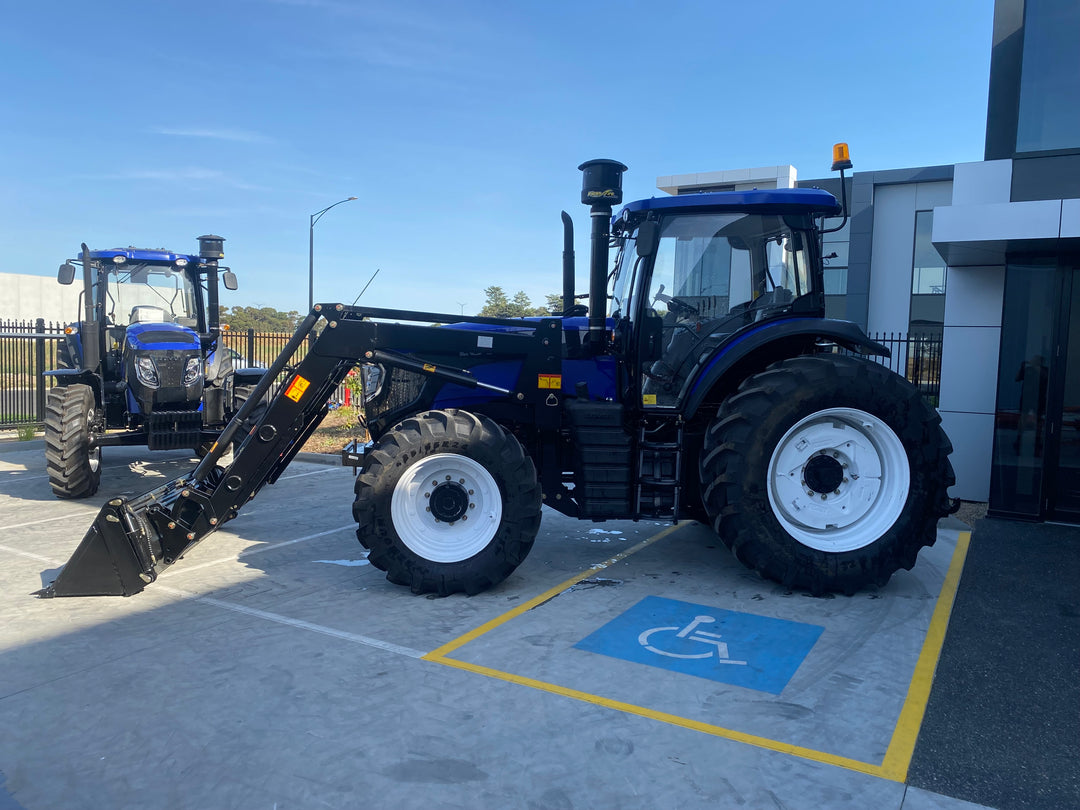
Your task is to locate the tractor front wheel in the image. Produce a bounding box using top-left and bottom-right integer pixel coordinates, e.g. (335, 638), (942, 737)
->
(353, 409), (542, 596)
(699, 355), (953, 595)
(44, 384), (102, 499)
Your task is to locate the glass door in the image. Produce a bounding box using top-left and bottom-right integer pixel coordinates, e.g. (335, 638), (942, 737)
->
(990, 258), (1080, 521)
(1048, 266), (1080, 520)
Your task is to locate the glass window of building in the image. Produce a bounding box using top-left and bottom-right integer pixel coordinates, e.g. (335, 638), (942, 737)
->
(1016, 0), (1080, 153)
(822, 217), (849, 320)
(910, 211), (946, 336)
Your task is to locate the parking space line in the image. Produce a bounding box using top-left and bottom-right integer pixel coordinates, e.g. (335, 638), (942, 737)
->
(426, 523), (687, 660)
(153, 583), (427, 659)
(279, 468), (340, 481)
(425, 528), (972, 782)
(159, 524), (357, 578)
(0, 514), (93, 532)
(879, 530), (971, 781)
(0, 542), (425, 659)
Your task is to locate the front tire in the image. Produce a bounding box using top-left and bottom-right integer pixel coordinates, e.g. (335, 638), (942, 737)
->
(44, 384), (102, 499)
(353, 409), (542, 596)
(699, 355), (953, 595)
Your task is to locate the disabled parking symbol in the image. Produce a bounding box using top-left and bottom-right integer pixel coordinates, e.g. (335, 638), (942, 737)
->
(574, 596), (824, 694)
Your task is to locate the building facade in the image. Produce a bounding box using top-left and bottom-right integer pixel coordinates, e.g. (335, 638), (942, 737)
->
(655, 0), (1079, 521)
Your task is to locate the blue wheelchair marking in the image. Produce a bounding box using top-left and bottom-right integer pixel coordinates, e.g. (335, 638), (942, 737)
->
(574, 596), (824, 695)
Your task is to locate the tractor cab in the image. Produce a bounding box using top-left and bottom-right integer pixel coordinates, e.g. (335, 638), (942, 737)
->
(608, 190), (841, 408)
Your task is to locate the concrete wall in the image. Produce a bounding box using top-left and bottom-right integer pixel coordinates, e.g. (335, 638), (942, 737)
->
(0, 273), (83, 325)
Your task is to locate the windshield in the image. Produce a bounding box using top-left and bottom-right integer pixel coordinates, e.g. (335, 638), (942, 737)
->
(638, 212), (816, 407)
(99, 263), (200, 328)
(647, 212), (813, 323)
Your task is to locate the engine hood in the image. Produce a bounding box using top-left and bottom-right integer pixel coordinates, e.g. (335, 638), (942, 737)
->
(125, 322), (201, 352)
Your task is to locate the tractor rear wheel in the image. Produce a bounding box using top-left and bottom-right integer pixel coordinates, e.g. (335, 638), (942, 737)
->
(353, 409), (542, 596)
(44, 384), (102, 499)
(699, 355), (953, 595)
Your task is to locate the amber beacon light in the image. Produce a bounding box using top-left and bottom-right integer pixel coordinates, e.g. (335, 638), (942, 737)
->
(831, 142), (853, 172)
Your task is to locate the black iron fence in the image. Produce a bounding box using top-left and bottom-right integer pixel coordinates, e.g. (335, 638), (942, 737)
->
(860, 332), (944, 407)
(0, 319), (67, 431)
(0, 322), (944, 430)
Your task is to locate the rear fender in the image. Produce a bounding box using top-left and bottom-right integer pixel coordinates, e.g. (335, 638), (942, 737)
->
(683, 318), (890, 420)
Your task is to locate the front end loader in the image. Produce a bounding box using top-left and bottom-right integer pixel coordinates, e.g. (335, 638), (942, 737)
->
(39, 148), (954, 599)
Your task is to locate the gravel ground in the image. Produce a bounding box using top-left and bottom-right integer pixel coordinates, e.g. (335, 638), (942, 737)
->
(952, 500), (989, 528)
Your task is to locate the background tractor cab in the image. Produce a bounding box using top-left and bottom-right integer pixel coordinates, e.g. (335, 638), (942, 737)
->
(44, 235), (257, 499)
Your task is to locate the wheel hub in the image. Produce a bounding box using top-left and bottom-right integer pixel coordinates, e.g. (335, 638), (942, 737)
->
(429, 481), (469, 523)
(803, 453), (844, 494)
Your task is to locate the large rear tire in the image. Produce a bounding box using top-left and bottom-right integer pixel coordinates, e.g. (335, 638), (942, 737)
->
(44, 384), (102, 499)
(353, 409), (542, 596)
(699, 355), (954, 595)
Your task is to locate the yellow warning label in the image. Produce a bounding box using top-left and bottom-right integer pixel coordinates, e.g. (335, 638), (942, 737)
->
(538, 374), (562, 390)
(423, 363), (437, 373)
(284, 375), (310, 402)
(642, 393), (657, 405)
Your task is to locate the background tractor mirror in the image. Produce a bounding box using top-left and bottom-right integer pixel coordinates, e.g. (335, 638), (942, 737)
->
(57, 263), (77, 285)
(636, 220), (659, 258)
(222, 270), (238, 291)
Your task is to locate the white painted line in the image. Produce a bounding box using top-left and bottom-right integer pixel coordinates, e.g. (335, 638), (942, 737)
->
(0, 514), (92, 531)
(0, 542), (424, 660)
(279, 468), (340, 481)
(156, 583), (427, 658)
(0, 543), (62, 565)
(159, 524), (357, 577)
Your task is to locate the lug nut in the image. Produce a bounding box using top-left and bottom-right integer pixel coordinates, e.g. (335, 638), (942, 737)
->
(210, 518), (218, 526)
(167, 522), (176, 529)
(187, 532), (195, 540)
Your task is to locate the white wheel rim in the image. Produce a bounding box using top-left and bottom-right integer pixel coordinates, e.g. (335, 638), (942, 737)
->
(391, 453), (502, 563)
(767, 407), (909, 552)
(86, 406), (100, 473)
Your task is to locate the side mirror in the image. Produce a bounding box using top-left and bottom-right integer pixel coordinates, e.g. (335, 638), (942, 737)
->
(222, 270), (238, 291)
(636, 221), (659, 258)
(57, 263), (77, 285)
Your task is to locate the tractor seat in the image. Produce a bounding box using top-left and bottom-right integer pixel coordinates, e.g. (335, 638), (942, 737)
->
(129, 306), (170, 324)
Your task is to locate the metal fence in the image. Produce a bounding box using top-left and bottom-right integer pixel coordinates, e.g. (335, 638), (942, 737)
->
(0, 319), (66, 431)
(861, 332), (944, 406)
(0, 322), (944, 430)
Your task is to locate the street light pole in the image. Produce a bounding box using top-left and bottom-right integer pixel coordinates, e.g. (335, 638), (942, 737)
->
(308, 196), (357, 313)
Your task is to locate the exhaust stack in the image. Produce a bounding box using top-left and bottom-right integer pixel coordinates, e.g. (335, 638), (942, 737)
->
(578, 159), (627, 346)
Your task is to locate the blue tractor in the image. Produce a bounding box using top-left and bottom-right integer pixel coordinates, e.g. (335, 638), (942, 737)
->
(40, 148), (955, 599)
(44, 235), (260, 498)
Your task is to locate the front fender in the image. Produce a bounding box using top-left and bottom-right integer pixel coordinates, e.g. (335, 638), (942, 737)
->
(683, 318), (889, 419)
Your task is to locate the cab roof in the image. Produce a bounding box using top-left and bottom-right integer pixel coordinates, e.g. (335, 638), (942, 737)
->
(618, 187), (842, 219)
(79, 247), (199, 264)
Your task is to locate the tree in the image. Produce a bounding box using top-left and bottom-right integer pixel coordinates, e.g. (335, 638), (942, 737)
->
(218, 305), (301, 332)
(477, 286), (558, 318)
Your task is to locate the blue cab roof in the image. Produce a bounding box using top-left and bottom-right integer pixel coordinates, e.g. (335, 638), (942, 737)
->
(618, 187), (842, 219)
(79, 247), (198, 264)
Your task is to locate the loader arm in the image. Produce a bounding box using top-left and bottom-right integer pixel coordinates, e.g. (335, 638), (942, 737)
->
(37, 304), (562, 597)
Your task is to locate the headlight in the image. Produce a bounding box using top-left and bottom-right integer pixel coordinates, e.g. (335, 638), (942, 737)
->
(135, 356), (159, 388)
(183, 356), (203, 387)
(360, 363), (384, 403)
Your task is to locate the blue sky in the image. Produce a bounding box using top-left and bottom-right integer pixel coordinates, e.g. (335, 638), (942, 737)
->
(1, 0), (993, 318)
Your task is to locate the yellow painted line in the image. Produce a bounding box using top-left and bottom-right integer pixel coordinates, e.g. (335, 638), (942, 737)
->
(425, 523), (686, 660)
(424, 527), (973, 782)
(432, 655), (885, 778)
(879, 530), (971, 781)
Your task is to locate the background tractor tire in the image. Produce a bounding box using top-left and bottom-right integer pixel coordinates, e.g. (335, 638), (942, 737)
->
(44, 384), (102, 499)
(353, 409), (542, 596)
(699, 354), (954, 595)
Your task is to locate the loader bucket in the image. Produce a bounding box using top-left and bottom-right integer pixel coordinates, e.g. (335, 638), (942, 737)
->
(35, 499), (156, 598)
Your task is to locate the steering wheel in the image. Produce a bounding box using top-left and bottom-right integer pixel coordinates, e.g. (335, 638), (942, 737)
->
(652, 284), (700, 318)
